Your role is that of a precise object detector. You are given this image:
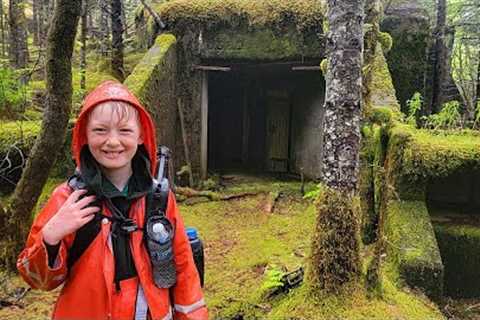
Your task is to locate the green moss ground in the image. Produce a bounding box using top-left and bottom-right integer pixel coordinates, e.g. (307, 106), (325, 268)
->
(0, 176), (444, 319)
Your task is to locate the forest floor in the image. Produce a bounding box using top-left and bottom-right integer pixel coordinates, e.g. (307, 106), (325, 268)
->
(0, 174), (477, 319)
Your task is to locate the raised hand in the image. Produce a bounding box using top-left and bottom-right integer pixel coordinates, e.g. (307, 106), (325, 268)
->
(42, 189), (100, 245)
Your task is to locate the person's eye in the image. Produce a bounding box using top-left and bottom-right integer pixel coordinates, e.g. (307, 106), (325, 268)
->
(120, 128), (134, 133)
(93, 127), (106, 133)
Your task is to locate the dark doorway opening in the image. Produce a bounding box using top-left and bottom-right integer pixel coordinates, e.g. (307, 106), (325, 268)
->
(427, 170), (480, 298)
(207, 63), (324, 178)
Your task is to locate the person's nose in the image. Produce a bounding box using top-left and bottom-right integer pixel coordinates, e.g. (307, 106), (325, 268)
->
(105, 131), (121, 147)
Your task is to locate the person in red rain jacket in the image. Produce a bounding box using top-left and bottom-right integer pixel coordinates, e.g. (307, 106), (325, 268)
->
(17, 81), (208, 320)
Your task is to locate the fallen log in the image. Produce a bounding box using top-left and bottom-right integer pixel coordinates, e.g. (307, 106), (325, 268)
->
(175, 187), (262, 202)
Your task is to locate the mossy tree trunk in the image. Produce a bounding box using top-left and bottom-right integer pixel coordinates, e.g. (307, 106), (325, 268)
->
(100, 0), (110, 57)
(8, 0), (28, 69)
(0, 1), (6, 58)
(111, 0), (124, 81)
(0, 0), (81, 270)
(80, 0), (87, 90)
(310, 0), (364, 292)
(424, 0), (448, 116)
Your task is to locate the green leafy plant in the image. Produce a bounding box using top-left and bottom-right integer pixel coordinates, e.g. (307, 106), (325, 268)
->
(425, 100), (462, 130)
(259, 265), (285, 298)
(405, 92), (423, 126)
(0, 67), (27, 119)
(303, 183), (322, 201)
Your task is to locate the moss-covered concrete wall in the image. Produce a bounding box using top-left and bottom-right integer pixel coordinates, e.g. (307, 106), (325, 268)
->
(124, 33), (178, 150)
(434, 223), (480, 298)
(200, 27), (323, 61)
(367, 43), (400, 110)
(372, 116), (480, 300)
(136, 0), (326, 62)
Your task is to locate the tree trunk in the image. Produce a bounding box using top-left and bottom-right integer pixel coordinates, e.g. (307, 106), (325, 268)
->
(424, 0), (448, 115)
(0, 0), (81, 270)
(111, 0), (124, 81)
(100, 0), (110, 57)
(8, 0), (29, 69)
(38, 0), (53, 50)
(476, 50), (480, 112)
(0, 2), (6, 58)
(322, 4), (364, 192)
(32, 0), (40, 46)
(80, 0), (87, 90)
(310, 0), (364, 292)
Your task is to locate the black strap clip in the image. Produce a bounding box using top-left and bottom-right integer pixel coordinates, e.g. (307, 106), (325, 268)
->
(119, 218), (139, 234)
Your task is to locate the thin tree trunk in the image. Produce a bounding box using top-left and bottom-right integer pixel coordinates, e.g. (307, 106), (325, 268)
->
(476, 51), (480, 112)
(0, 0), (81, 270)
(32, 0), (40, 46)
(80, 0), (87, 90)
(111, 0), (124, 81)
(139, 0), (165, 30)
(310, 0), (364, 292)
(8, 0), (29, 69)
(100, 0), (110, 57)
(38, 0), (50, 50)
(0, 2), (5, 58)
(424, 0), (448, 115)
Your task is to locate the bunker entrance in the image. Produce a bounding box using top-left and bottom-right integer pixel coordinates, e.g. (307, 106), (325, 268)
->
(427, 170), (480, 298)
(206, 63), (324, 179)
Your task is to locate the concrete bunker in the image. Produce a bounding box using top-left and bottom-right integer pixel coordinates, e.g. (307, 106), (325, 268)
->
(206, 62), (324, 177)
(127, 0), (327, 182)
(427, 170), (480, 298)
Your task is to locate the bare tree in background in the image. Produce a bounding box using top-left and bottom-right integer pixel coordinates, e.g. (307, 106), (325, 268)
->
(111, 0), (124, 80)
(0, 1), (6, 57)
(8, 0), (29, 69)
(81, 0), (88, 90)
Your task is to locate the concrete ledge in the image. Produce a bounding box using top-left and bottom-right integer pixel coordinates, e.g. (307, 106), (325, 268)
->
(383, 200), (443, 300)
(434, 223), (480, 298)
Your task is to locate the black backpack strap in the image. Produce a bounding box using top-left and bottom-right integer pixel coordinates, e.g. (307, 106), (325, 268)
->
(67, 214), (104, 269)
(66, 172), (105, 269)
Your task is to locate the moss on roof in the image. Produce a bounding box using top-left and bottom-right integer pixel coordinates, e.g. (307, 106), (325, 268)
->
(155, 0), (326, 31)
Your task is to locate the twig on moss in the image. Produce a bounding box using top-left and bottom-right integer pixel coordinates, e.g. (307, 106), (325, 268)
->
(175, 187), (262, 202)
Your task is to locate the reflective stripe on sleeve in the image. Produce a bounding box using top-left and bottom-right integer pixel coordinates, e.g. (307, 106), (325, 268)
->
(161, 308), (173, 320)
(174, 298), (206, 314)
(135, 285), (148, 320)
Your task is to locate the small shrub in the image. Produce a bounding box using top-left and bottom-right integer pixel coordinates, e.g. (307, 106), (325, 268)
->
(303, 183), (322, 201)
(405, 92), (422, 127)
(259, 265), (284, 297)
(425, 100), (461, 130)
(0, 68), (28, 119)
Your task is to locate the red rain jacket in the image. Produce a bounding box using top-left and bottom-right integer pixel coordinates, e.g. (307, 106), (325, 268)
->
(17, 81), (208, 320)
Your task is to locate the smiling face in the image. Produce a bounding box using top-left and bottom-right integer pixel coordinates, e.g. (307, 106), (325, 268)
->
(86, 102), (143, 184)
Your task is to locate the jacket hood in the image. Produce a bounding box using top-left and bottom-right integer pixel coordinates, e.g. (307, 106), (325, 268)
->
(72, 81), (157, 175)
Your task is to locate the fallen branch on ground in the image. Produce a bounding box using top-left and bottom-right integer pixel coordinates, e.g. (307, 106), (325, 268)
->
(175, 187), (262, 202)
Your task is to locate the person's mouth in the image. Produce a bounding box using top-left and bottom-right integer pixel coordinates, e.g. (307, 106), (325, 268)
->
(102, 150), (123, 159)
